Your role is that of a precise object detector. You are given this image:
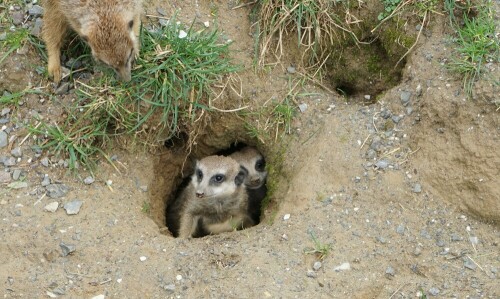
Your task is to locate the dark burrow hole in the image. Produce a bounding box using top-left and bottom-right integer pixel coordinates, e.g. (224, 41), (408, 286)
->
(164, 141), (267, 238)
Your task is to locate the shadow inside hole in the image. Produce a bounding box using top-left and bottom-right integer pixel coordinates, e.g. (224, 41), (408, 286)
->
(165, 141), (267, 238)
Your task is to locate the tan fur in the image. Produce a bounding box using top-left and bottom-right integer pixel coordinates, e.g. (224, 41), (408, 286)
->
(230, 146), (267, 189)
(177, 156), (254, 238)
(42, 0), (142, 83)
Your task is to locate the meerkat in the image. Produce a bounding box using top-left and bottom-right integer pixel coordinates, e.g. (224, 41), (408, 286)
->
(229, 146), (268, 224)
(42, 0), (142, 83)
(176, 155), (254, 238)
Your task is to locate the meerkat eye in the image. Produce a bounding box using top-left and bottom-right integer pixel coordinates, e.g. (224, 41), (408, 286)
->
(196, 169), (203, 181)
(255, 159), (265, 171)
(128, 20), (134, 30)
(212, 174), (225, 183)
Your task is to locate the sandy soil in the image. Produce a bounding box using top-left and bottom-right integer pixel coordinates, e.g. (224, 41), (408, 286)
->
(0, 1), (498, 298)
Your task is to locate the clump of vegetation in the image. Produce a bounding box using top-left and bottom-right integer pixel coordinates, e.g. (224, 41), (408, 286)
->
(28, 19), (240, 171)
(0, 28), (28, 65)
(257, 0), (359, 66)
(378, 0), (402, 20)
(445, 0), (499, 97)
(303, 231), (331, 260)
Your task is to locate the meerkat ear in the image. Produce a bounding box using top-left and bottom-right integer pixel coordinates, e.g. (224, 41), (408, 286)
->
(235, 166), (248, 186)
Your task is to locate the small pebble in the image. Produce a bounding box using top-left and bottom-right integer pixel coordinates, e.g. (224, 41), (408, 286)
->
(84, 176), (95, 185)
(428, 287), (440, 296)
(298, 103), (308, 113)
(28, 4), (43, 16)
(12, 169), (22, 180)
(60, 242), (76, 256)
(91, 295), (105, 299)
(44, 202), (59, 213)
(385, 266), (396, 276)
(286, 66), (296, 74)
(375, 160), (389, 169)
(451, 234), (463, 241)
(46, 183), (69, 198)
(396, 224), (405, 235)
(413, 183), (422, 193)
(176, 275), (182, 281)
(41, 175), (51, 186)
(8, 181), (28, 189)
(306, 270), (317, 278)
(40, 157), (49, 167)
(283, 214), (290, 220)
(63, 200), (83, 215)
(400, 91), (411, 106)
(0, 131), (8, 148)
(464, 258), (476, 270)
(164, 284), (175, 292)
(313, 261), (322, 271)
(333, 262), (350, 272)
(106, 180), (113, 186)
(11, 147), (22, 158)
(140, 256), (147, 262)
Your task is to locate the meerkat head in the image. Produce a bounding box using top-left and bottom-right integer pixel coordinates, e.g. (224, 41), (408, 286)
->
(79, 13), (138, 82)
(191, 156), (247, 199)
(230, 147), (267, 189)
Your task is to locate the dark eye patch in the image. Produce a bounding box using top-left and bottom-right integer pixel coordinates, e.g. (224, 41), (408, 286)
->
(128, 20), (134, 30)
(255, 159), (266, 172)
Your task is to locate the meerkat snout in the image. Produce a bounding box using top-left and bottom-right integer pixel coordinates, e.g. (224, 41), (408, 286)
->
(196, 192), (204, 198)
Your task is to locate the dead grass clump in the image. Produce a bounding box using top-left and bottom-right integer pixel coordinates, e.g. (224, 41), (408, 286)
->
(257, 0), (362, 67)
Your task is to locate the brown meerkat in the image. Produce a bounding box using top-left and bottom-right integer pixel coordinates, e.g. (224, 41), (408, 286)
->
(229, 146), (267, 224)
(42, 0), (142, 83)
(176, 155), (254, 238)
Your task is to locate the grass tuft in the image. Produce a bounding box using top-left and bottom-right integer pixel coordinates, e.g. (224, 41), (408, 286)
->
(303, 231), (331, 260)
(29, 17), (239, 171)
(445, 0), (499, 97)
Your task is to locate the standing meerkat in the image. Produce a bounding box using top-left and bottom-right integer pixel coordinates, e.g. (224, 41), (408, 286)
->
(176, 155), (254, 238)
(230, 146), (268, 224)
(42, 0), (142, 83)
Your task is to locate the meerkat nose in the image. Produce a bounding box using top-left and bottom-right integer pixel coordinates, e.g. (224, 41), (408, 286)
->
(251, 178), (261, 184)
(196, 192), (204, 198)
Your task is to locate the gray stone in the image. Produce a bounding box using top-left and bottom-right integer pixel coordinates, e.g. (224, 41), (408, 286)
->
(41, 157), (49, 167)
(163, 284), (176, 292)
(428, 287), (440, 296)
(451, 234), (463, 241)
(333, 262), (350, 271)
(366, 149), (377, 160)
(139, 185), (148, 192)
(64, 200), (83, 215)
(306, 270), (317, 278)
(385, 266), (396, 276)
(464, 258), (476, 270)
(55, 82), (70, 95)
(158, 18), (169, 27)
(0, 32), (7, 41)
(12, 169), (22, 180)
(30, 17), (43, 36)
(156, 7), (167, 16)
(28, 4), (44, 16)
(0, 171), (11, 183)
(11, 147), (22, 158)
(413, 246), (422, 256)
(376, 236), (387, 244)
(3, 156), (16, 166)
(380, 109), (392, 119)
(46, 183), (69, 198)
(41, 175), (51, 186)
(0, 131), (8, 148)
(313, 261), (322, 271)
(391, 115), (401, 123)
(1, 108), (10, 116)
(59, 242), (76, 256)
(396, 224), (405, 235)
(416, 84), (423, 97)
(406, 106), (413, 115)
(44, 202), (59, 213)
(375, 160), (389, 169)
(370, 136), (382, 151)
(83, 176), (95, 185)
(413, 183), (422, 193)
(11, 11), (24, 25)
(420, 229), (431, 239)
(287, 66), (296, 74)
(400, 91), (411, 106)
(436, 239), (445, 247)
(298, 103), (308, 113)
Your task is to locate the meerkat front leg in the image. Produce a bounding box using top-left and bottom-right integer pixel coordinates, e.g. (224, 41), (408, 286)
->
(178, 213), (198, 238)
(42, 4), (68, 83)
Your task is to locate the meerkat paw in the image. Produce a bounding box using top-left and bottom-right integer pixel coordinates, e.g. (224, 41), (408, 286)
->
(48, 61), (62, 84)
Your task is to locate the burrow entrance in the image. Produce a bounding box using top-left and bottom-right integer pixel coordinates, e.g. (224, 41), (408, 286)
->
(148, 114), (271, 238)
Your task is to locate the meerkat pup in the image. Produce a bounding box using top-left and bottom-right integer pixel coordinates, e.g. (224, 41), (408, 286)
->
(230, 146), (268, 224)
(177, 155), (254, 238)
(42, 0), (142, 83)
